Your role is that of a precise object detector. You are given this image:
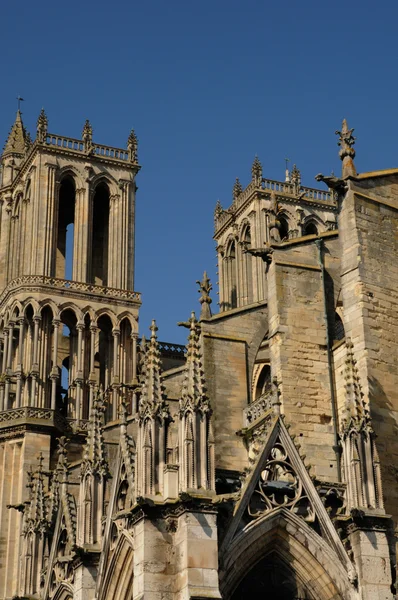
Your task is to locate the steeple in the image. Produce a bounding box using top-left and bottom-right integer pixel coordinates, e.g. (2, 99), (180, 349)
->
(336, 118), (357, 178)
(2, 110), (27, 157)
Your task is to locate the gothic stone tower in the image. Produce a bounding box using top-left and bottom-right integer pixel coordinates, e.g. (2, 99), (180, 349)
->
(0, 110), (140, 599)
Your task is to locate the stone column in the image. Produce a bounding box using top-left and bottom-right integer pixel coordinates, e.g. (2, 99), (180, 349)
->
(15, 317), (25, 408)
(347, 518), (394, 599)
(50, 319), (60, 410)
(73, 187), (89, 282)
(107, 194), (117, 288)
(6, 321), (14, 371)
(88, 324), (98, 414)
(0, 329), (9, 411)
(30, 315), (41, 407)
(131, 331), (138, 414)
(75, 323), (85, 424)
(43, 164), (57, 276)
(4, 321), (15, 409)
(112, 328), (120, 420)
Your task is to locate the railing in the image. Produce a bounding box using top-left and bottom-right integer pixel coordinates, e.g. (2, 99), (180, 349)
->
(0, 406), (89, 433)
(214, 177), (334, 233)
(158, 341), (186, 356)
(45, 134), (130, 162)
(243, 392), (273, 427)
(94, 144), (129, 161)
(0, 275), (141, 305)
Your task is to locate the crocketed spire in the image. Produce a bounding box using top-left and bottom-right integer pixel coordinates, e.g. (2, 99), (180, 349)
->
(341, 338), (367, 431)
(232, 177), (243, 201)
(180, 312), (210, 414)
(2, 110), (27, 157)
(81, 391), (108, 476)
(138, 320), (168, 419)
(127, 128), (138, 162)
(25, 453), (47, 533)
(251, 155), (262, 184)
(47, 436), (69, 525)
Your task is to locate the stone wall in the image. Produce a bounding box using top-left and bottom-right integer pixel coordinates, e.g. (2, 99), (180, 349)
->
(201, 303), (268, 472)
(339, 178), (398, 522)
(0, 431), (51, 599)
(267, 238), (339, 481)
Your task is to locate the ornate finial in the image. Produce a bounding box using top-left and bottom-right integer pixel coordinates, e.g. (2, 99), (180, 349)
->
(214, 199), (223, 228)
(196, 271), (212, 320)
(232, 177), (243, 201)
(127, 128), (138, 162)
(290, 164), (301, 195)
(36, 108), (48, 143)
(268, 191), (281, 244)
(335, 118), (356, 178)
(149, 319), (158, 340)
(82, 119), (93, 153)
(251, 156), (262, 184)
(284, 158), (290, 182)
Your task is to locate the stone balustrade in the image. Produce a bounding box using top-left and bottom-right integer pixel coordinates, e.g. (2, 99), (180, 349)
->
(243, 392), (274, 427)
(45, 134), (130, 161)
(0, 406), (89, 433)
(0, 275), (141, 306)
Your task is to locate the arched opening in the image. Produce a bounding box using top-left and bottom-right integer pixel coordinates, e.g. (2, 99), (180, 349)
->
(22, 304), (35, 407)
(120, 318), (133, 386)
(334, 312), (345, 342)
(56, 177), (76, 280)
(278, 216), (289, 241)
(303, 221), (318, 236)
(242, 225), (253, 305)
(232, 552), (309, 599)
(97, 314), (113, 419)
(225, 240), (237, 310)
(60, 309), (78, 418)
(222, 513), (348, 600)
(38, 306), (54, 408)
(91, 182), (110, 286)
(254, 364), (271, 401)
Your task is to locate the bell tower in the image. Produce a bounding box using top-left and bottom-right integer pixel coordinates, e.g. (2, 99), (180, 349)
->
(0, 109), (141, 599)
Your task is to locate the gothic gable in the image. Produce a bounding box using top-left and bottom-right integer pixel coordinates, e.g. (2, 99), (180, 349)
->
(221, 416), (353, 576)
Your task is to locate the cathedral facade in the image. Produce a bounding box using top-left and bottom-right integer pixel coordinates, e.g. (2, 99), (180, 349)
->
(0, 110), (396, 599)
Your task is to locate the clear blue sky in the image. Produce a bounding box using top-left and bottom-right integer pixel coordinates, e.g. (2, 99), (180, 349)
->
(1, 0), (397, 343)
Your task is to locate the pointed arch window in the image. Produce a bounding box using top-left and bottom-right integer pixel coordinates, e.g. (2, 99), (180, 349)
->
(242, 225), (253, 305)
(303, 221), (318, 236)
(91, 182), (110, 286)
(55, 177), (76, 279)
(225, 240), (237, 310)
(278, 216), (289, 241)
